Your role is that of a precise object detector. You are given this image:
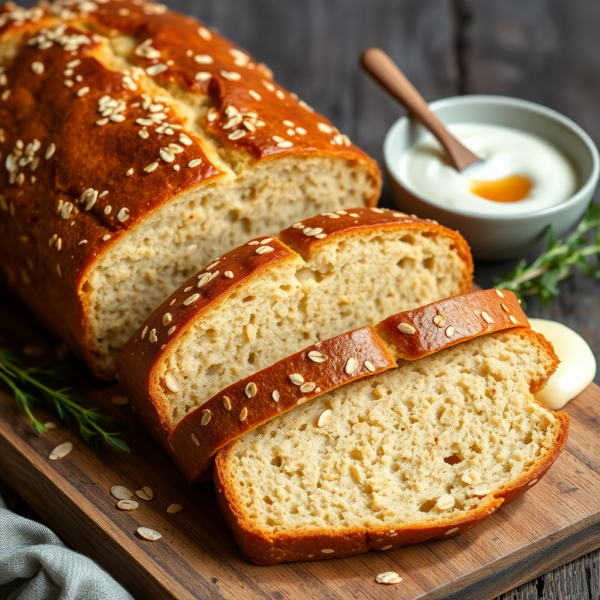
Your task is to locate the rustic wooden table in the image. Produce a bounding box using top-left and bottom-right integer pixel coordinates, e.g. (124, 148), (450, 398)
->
(3, 1), (600, 598)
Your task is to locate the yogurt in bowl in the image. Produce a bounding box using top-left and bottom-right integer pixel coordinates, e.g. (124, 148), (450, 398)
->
(400, 123), (578, 215)
(384, 95), (599, 259)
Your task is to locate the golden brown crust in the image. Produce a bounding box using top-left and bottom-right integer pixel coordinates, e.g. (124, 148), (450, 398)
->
(279, 207), (474, 286)
(377, 289), (528, 360)
(168, 326), (397, 482)
(0, 1), (379, 169)
(0, 0), (381, 378)
(213, 329), (569, 566)
(117, 208), (473, 450)
(86, 1), (380, 172)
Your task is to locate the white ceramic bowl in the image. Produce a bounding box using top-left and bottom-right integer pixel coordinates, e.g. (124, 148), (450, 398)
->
(384, 95), (599, 260)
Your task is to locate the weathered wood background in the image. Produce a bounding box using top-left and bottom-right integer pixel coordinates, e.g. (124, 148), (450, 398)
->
(4, 0), (600, 598)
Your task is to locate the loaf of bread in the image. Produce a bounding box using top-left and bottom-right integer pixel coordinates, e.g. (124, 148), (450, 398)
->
(116, 208), (473, 449)
(214, 326), (567, 565)
(168, 289), (527, 482)
(0, 0), (381, 379)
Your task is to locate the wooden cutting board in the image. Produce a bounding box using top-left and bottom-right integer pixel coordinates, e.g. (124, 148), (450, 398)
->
(0, 293), (599, 600)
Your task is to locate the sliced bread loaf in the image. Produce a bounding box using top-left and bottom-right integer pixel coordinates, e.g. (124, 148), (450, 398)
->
(0, 0), (381, 379)
(116, 208), (473, 446)
(169, 289), (528, 482)
(214, 327), (567, 565)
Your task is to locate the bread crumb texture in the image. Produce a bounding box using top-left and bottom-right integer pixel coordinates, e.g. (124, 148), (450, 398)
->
(160, 228), (467, 426)
(89, 157), (376, 373)
(223, 331), (560, 534)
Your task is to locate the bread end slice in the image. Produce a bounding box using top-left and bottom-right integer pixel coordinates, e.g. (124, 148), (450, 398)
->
(214, 328), (567, 565)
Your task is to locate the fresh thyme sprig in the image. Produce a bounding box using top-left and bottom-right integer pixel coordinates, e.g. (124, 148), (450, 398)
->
(495, 201), (600, 306)
(0, 349), (130, 452)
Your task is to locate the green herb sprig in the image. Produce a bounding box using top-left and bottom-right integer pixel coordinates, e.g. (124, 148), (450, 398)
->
(0, 349), (130, 452)
(495, 201), (600, 306)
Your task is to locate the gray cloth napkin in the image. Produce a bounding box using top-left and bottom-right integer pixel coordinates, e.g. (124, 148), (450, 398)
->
(0, 495), (133, 600)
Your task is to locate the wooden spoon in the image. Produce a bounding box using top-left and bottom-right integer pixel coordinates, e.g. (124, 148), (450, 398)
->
(361, 48), (480, 172)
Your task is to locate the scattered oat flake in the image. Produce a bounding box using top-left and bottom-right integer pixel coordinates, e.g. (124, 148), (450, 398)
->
(345, 357), (358, 375)
(317, 409), (332, 427)
(375, 572), (402, 585)
(183, 293), (200, 306)
(49, 442), (73, 460)
(137, 527), (161, 541)
(221, 70), (241, 80)
(146, 64), (167, 76)
(398, 322), (416, 335)
(167, 503), (184, 514)
(136, 486), (154, 501)
(117, 499), (139, 511)
(481, 311), (494, 324)
(44, 422), (57, 430)
(303, 227), (323, 237)
(198, 26), (212, 40)
(165, 373), (179, 392)
(308, 350), (327, 363)
(111, 485), (133, 500)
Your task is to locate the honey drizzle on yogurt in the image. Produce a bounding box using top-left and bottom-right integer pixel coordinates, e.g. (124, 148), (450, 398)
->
(469, 175), (533, 203)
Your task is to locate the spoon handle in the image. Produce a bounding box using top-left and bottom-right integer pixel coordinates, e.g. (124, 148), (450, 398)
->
(360, 48), (480, 172)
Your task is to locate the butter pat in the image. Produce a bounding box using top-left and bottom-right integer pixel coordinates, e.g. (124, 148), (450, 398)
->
(529, 318), (596, 409)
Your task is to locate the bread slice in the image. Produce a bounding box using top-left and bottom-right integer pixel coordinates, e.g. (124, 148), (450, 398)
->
(169, 289), (528, 482)
(0, 1), (381, 379)
(117, 208), (473, 446)
(214, 328), (567, 565)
